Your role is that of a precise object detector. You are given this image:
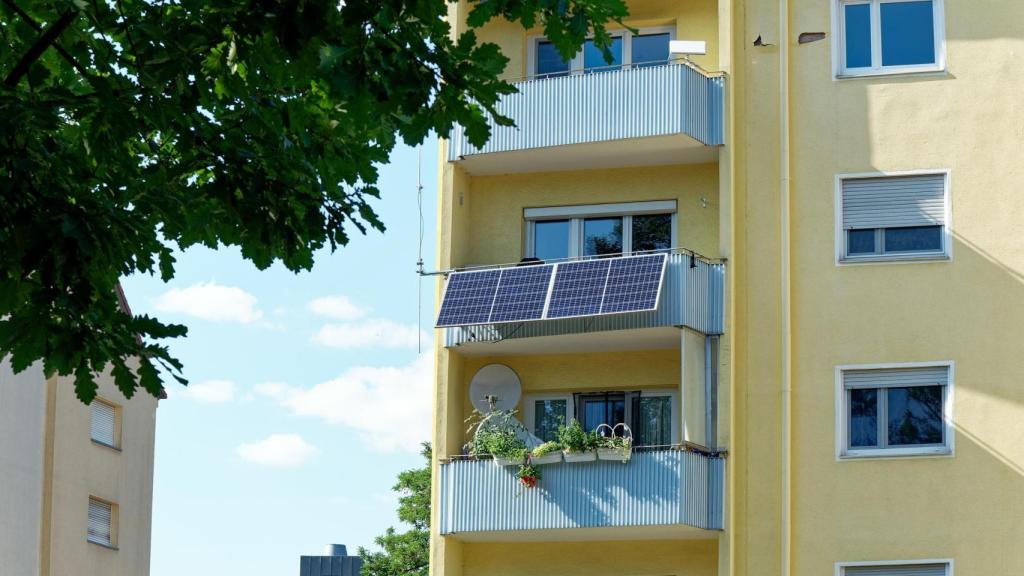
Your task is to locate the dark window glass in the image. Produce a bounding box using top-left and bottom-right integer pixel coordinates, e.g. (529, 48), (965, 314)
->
(637, 396), (672, 446)
(581, 395), (626, 433)
(632, 214), (673, 253)
(844, 3), (873, 68)
(632, 33), (671, 68)
(534, 399), (567, 442)
(881, 1), (936, 66)
(887, 386), (943, 445)
(536, 41), (570, 77)
(584, 217), (623, 256)
(847, 228), (877, 255)
(884, 225), (942, 253)
(849, 388), (879, 448)
(583, 36), (623, 73)
(534, 220), (570, 261)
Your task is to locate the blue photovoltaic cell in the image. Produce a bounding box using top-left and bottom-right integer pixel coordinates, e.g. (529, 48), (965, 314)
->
(489, 265), (555, 323)
(600, 253), (667, 314)
(436, 270), (501, 327)
(546, 259), (611, 319)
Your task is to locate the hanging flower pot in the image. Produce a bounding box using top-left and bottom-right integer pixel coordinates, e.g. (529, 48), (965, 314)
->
(596, 423), (633, 463)
(517, 461), (542, 488)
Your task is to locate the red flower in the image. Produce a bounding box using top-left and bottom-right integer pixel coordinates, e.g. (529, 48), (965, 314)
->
(520, 475), (538, 488)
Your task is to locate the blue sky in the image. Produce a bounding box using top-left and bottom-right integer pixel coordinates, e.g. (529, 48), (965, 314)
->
(120, 141), (438, 576)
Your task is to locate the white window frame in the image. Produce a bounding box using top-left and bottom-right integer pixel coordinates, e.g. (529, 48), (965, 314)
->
(90, 397), (121, 450)
(835, 361), (954, 460)
(835, 558), (953, 576)
(524, 200), (678, 260)
(526, 26), (677, 79)
(834, 169), (952, 266)
(522, 389), (679, 445)
(831, 0), (946, 79)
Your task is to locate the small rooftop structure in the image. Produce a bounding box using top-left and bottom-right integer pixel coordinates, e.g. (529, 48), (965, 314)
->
(299, 543), (362, 576)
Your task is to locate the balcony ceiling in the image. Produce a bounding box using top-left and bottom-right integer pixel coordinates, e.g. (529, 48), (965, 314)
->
(448, 326), (681, 357)
(455, 133), (718, 176)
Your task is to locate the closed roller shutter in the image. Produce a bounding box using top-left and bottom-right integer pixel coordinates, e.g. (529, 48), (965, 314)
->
(87, 498), (113, 546)
(90, 400), (116, 446)
(844, 366), (949, 389)
(842, 174), (946, 230)
(843, 563), (948, 576)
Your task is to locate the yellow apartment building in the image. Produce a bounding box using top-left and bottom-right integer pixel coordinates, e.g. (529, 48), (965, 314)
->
(1, 289), (159, 576)
(430, 1), (1024, 575)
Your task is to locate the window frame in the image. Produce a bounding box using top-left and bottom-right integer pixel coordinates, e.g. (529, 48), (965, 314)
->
(832, 0), (946, 79)
(835, 559), (953, 576)
(87, 496), (119, 549)
(834, 169), (952, 266)
(90, 397), (122, 451)
(835, 361), (955, 460)
(526, 26), (677, 79)
(524, 200), (678, 260)
(522, 389), (679, 446)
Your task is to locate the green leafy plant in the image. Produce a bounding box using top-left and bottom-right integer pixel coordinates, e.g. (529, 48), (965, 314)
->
(556, 419), (596, 453)
(531, 441), (563, 458)
(0, 0), (628, 403)
(465, 409), (528, 460)
(598, 435), (633, 450)
(517, 461), (541, 488)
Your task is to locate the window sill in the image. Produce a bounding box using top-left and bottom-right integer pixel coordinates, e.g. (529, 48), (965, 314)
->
(834, 66), (948, 81)
(87, 539), (119, 551)
(838, 447), (953, 461)
(838, 253), (950, 267)
(91, 440), (122, 453)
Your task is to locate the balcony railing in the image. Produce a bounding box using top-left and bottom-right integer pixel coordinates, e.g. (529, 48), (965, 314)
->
(438, 447), (725, 536)
(446, 62), (725, 162)
(443, 251), (725, 348)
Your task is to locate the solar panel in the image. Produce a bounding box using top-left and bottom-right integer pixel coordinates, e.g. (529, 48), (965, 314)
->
(489, 265), (555, 323)
(600, 253), (667, 314)
(545, 259), (611, 319)
(435, 269), (501, 327)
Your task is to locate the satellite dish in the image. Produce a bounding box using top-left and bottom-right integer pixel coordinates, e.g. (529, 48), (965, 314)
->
(469, 364), (522, 413)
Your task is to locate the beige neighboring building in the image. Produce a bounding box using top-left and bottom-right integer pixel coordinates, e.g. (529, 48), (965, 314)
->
(1, 296), (158, 576)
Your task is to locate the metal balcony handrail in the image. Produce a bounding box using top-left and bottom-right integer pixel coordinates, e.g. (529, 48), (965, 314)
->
(497, 57), (725, 85)
(442, 441), (728, 463)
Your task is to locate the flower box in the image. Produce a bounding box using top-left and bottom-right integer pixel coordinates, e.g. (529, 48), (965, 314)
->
(562, 449), (597, 463)
(530, 451), (562, 465)
(597, 447), (632, 462)
(493, 455), (522, 467)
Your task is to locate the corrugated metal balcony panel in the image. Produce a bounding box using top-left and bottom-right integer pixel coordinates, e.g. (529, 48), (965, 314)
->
(442, 254), (725, 347)
(446, 64), (725, 161)
(438, 449), (725, 535)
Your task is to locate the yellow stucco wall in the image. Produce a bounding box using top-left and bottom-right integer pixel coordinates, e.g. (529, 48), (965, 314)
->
(462, 539), (718, 576)
(462, 163), (720, 268)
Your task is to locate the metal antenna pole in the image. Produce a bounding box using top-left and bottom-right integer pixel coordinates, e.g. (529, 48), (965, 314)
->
(416, 145), (424, 354)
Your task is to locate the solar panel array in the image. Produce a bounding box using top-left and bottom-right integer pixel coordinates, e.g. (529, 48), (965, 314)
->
(436, 254), (668, 327)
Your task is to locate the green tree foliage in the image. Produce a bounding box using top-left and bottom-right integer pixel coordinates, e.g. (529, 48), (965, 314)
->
(0, 0), (627, 403)
(360, 443), (431, 576)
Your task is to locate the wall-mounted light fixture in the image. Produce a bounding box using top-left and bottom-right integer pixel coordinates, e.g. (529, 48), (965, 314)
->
(670, 40), (708, 57)
(798, 32), (826, 44)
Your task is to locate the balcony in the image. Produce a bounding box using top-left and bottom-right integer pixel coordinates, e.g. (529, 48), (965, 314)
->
(443, 251), (725, 354)
(446, 62), (725, 175)
(438, 447), (725, 540)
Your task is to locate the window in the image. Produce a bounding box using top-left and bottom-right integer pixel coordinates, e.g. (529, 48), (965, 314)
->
(525, 201), (677, 261)
(529, 27), (675, 78)
(523, 390), (677, 447)
(835, 0), (945, 77)
(90, 398), (120, 449)
(87, 497), (117, 548)
(837, 364), (953, 459)
(837, 560), (951, 576)
(836, 172), (950, 263)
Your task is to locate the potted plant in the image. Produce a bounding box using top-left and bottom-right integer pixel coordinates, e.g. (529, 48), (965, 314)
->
(465, 409), (528, 466)
(557, 419), (597, 463)
(596, 423), (633, 462)
(530, 441), (563, 465)
(517, 461), (541, 488)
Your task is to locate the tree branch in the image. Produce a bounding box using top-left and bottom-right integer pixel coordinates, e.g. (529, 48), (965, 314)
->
(4, 8), (80, 88)
(1, 0), (91, 80)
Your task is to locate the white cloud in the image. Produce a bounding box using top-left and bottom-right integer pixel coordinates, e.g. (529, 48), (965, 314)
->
(311, 319), (427, 349)
(154, 282), (263, 323)
(236, 433), (318, 468)
(307, 295), (367, 321)
(179, 379), (236, 404)
(257, 353), (433, 453)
